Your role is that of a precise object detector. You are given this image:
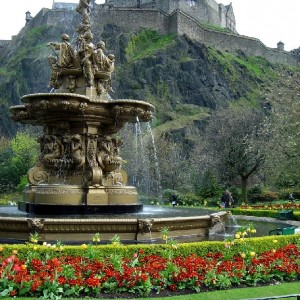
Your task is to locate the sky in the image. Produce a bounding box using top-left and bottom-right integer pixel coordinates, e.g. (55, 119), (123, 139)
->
(0, 0), (299, 51)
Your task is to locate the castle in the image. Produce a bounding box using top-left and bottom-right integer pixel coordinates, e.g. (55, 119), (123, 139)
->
(1, 0), (299, 66)
(104, 0), (236, 33)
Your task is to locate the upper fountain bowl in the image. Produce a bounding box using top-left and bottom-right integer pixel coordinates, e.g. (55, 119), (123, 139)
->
(10, 93), (154, 128)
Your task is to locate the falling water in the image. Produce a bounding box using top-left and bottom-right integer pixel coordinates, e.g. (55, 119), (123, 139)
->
(146, 122), (162, 200)
(133, 117), (151, 193)
(227, 214), (240, 228)
(120, 119), (162, 199)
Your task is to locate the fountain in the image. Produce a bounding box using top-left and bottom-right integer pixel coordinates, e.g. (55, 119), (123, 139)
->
(3, 0), (229, 243)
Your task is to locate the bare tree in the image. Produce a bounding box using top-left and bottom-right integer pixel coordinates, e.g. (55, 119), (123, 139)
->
(201, 107), (267, 202)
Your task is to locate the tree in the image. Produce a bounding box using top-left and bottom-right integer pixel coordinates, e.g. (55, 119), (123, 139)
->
(0, 132), (39, 192)
(155, 136), (191, 192)
(264, 67), (300, 188)
(199, 107), (267, 203)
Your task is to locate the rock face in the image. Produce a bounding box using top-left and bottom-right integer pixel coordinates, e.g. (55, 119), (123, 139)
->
(0, 6), (278, 140)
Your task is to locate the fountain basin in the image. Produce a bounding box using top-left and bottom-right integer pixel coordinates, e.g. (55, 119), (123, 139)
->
(10, 93), (154, 126)
(0, 206), (229, 244)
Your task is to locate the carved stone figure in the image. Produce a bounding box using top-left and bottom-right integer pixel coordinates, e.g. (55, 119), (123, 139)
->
(76, 0), (90, 23)
(94, 41), (115, 94)
(48, 56), (62, 88)
(78, 32), (95, 86)
(68, 75), (76, 92)
(71, 134), (85, 169)
(47, 34), (75, 68)
(97, 136), (112, 170)
(27, 218), (45, 233)
(138, 219), (153, 234)
(94, 41), (114, 72)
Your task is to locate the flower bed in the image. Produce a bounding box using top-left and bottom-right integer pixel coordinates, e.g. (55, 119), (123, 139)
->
(240, 203), (300, 211)
(0, 236), (300, 298)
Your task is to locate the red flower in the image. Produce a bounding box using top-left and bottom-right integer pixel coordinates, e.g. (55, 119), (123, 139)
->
(168, 284), (177, 291)
(10, 290), (17, 297)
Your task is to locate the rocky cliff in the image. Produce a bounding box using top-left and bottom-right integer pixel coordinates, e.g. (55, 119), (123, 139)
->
(0, 9), (289, 146)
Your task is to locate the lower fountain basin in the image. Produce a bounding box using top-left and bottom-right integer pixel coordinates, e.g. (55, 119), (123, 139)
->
(0, 206), (229, 244)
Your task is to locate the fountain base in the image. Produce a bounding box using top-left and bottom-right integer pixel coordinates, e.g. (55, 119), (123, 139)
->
(19, 184), (141, 215)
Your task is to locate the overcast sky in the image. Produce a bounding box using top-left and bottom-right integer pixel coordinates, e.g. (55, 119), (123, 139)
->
(0, 0), (299, 51)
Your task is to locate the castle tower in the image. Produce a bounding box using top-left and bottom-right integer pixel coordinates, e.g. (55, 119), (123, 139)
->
(25, 11), (33, 24)
(277, 41), (285, 51)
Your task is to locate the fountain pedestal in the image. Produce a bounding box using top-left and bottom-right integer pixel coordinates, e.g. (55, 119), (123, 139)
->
(11, 93), (153, 214)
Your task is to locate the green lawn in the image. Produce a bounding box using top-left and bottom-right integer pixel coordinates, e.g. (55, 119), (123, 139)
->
(6, 282), (300, 300)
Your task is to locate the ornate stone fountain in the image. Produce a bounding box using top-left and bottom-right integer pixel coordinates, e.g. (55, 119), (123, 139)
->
(10, 0), (154, 215)
(4, 0), (229, 243)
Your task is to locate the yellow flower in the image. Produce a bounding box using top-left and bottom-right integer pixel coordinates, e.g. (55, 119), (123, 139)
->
(240, 253), (246, 258)
(81, 244), (87, 249)
(251, 229), (256, 234)
(33, 246), (38, 251)
(171, 244), (178, 250)
(12, 250), (18, 255)
(235, 233), (241, 239)
(273, 239), (278, 243)
(0, 246), (3, 252)
(21, 264), (27, 270)
(250, 251), (256, 257)
(271, 249), (276, 253)
(162, 234), (168, 241)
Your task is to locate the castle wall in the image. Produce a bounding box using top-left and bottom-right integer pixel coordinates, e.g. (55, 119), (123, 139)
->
(7, 6), (299, 67)
(174, 11), (299, 65)
(94, 8), (170, 35)
(105, 0), (235, 31)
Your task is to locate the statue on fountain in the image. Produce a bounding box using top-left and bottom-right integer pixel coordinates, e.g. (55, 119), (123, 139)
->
(47, 1), (115, 100)
(9, 0), (154, 214)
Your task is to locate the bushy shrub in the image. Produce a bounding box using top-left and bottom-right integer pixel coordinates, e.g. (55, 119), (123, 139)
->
(278, 190), (300, 201)
(250, 191), (279, 203)
(180, 193), (202, 206)
(139, 195), (162, 205)
(204, 197), (220, 207)
(248, 184), (263, 196)
(162, 189), (182, 204)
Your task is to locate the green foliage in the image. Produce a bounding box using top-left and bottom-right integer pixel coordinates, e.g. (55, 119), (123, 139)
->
(201, 22), (233, 33)
(126, 29), (174, 62)
(194, 170), (222, 199)
(162, 189), (181, 202)
(231, 208), (300, 221)
(180, 193), (202, 206)
(206, 47), (276, 106)
(248, 184), (263, 197)
(1, 235), (298, 262)
(0, 132), (38, 192)
(154, 108), (209, 135)
(249, 191), (280, 203)
(24, 25), (49, 46)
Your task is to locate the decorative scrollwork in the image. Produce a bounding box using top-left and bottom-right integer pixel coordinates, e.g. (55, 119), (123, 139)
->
(138, 219), (154, 234)
(27, 218), (45, 233)
(27, 167), (49, 185)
